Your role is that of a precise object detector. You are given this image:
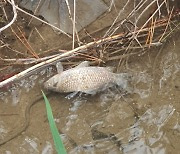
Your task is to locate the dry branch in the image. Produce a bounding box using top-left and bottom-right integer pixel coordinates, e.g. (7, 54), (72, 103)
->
(0, 40), (95, 88)
(0, 0), (17, 32)
(0, 14), (178, 88)
(6, 0), (71, 38)
(0, 0), (179, 88)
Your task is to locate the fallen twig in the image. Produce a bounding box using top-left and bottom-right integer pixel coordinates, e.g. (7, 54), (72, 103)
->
(0, 0), (17, 32)
(0, 9), (179, 88)
(6, 0), (71, 38)
(0, 54), (61, 65)
(0, 40), (93, 88)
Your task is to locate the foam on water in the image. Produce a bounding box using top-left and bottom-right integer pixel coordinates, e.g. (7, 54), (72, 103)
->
(159, 52), (180, 92)
(133, 72), (153, 99)
(42, 141), (53, 154)
(121, 105), (176, 153)
(0, 121), (8, 139)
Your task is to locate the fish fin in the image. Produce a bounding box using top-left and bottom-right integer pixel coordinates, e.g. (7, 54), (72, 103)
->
(75, 61), (90, 68)
(56, 62), (63, 74)
(65, 92), (79, 99)
(115, 73), (133, 93)
(83, 90), (97, 95)
(105, 66), (115, 72)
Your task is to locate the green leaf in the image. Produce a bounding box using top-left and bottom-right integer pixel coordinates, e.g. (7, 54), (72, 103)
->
(42, 91), (67, 154)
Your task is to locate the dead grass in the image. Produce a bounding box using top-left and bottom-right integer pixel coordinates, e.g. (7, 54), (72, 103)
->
(0, 0), (179, 88)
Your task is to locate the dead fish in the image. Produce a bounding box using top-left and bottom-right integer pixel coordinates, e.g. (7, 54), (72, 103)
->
(44, 61), (131, 95)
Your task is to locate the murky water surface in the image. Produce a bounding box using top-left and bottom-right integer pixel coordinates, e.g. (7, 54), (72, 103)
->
(0, 33), (179, 154)
(0, 0), (180, 153)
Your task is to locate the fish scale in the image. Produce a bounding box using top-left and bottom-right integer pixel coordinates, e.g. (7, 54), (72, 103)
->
(58, 67), (114, 93)
(44, 62), (130, 95)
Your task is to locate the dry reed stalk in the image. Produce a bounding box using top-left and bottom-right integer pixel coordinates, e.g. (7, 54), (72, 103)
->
(107, 0), (160, 52)
(0, 0), (17, 32)
(1, 1), (39, 58)
(17, 26), (39, 58)
(1, 11), (178, 65)
(34, 27), (46, 42)
(0, 54), (61, 65)
(65, 0), (80, 49)
(133, 0), (166, 39)
(105, 0), (152, 37)
(27, 0), (43, 26)
(9, 26), (39, 58)
(0, 40), (29, 56)
(0, 0), (179, 88)
(0, 14), (178, 88)
(0, 40), (95, 88)
(145, 17), (156, 47)
(159, 7), (174, 42)
(6, 0), (71, 38)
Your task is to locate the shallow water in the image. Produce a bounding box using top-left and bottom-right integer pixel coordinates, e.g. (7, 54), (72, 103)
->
(0, 0), (180, 153)
(0, 32), (179, 153)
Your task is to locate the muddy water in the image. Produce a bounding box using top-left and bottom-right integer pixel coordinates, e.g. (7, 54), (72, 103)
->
(0, 32), (179, 154)
(0, 0), (180, 153)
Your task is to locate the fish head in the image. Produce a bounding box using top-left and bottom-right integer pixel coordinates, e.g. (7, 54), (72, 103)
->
(44, 74), (60, 91)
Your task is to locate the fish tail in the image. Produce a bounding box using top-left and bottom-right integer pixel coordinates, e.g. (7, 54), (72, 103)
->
(114, 73), (133, 92)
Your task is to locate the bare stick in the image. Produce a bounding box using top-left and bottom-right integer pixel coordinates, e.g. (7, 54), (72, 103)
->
(17, 26), (39, 58)
(135, 0), (157, 23)
(6, 0), (71, 38)
(34, 27), (46, 42)
(0, 41), (94, 88)
(0, 12), (178, 88)
(108, 52), (141, 61)
(159, 7), (174, 42)
(72, 0), (76, 49)
(0, 30), (134, 87)
(108, 0), (149, 37)
(0, 54), (62, 65)
(0, 0), (17, 32)
(135, 0), (166, 37)
(104, 0), (131, 37)
(28, 0), (43, 25)
(65, 0), (79, 48)
(104, 0), (149, 37)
